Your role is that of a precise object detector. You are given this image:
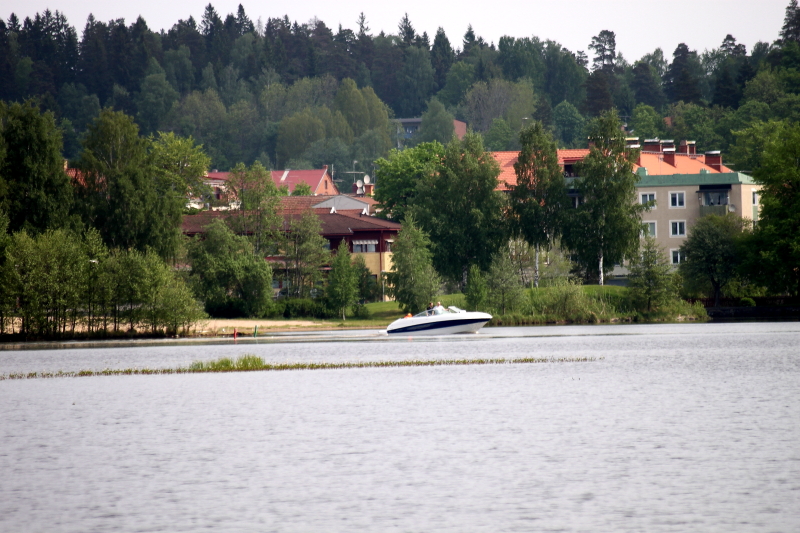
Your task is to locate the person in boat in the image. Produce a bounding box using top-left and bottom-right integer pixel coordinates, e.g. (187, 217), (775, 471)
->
(426, 302), (434, 315)
(433, 301), (445, 315)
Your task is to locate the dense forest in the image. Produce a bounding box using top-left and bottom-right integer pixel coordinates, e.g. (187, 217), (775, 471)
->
(4, 2), (800, 174)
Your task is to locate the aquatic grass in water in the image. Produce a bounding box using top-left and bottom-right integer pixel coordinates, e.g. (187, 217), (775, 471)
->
(0, 354), (598, 380)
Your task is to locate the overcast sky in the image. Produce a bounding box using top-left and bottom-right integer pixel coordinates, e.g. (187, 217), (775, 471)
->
(5, 0), (788, 62)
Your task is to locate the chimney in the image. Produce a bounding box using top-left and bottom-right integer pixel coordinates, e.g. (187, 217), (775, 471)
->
(643, 138), (661, 152)
(625, 137), (640, 147)
(661, 139), (675, 151)
(678, 140), (697, 155)
(688, 141), (696, 155)
(705, 151), (722, 172)
(663, 147), (676, 167)
(364, 183), (374, 196)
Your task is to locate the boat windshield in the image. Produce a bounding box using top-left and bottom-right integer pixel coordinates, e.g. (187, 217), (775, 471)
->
(412, 306), (464, 318)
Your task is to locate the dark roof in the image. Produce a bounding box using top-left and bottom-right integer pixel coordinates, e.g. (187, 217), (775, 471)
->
(182, 207), (400, 237)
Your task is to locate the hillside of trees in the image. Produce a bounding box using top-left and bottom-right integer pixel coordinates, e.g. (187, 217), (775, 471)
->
(4, 2), (800, 174)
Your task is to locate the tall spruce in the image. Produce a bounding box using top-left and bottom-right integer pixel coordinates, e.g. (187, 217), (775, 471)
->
(0, 101), (72, 234)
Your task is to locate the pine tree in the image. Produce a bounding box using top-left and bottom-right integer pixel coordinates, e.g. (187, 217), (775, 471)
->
(781, 0), (800, 44)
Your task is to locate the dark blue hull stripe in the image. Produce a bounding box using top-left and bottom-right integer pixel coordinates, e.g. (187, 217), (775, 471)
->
(387, 318), (490, 334)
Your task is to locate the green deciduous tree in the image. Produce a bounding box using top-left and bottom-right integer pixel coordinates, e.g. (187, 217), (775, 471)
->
(0, 101), (72, 235)
(282, 210), (329, 298)
(374, 141), (444, 221)
(188, 219), (273, 317)
(334, 78), (369, 136)
(437, 61), (475, 107)
(562, 109), (645, 285)
(483, 118), (514, 151)
(414, 97), (455, 145)
(291, 182), (313, 196)
(628, 236), (677, 312)
(327, 240), (358, 320)
(630, 103), (664, 140)
(411, 133), (506, 285)
(148, 131), (211, 198)
(679, 214), (750, 306)
(75, 108), (184, 261)
(486, 249), (525, 314)
(388, 215), (440, 314)
(465, 264), (488, 311)
(226, 161), (282, 255)
(747, 121), (800, 295)
(135, 59), (179, 135)
(552, 100), (585, 148)
(510, 121), (569, 287)
(276, 108), (325, 166)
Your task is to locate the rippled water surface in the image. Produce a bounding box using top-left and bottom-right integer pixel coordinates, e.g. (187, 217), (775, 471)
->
(1, 322), (799, 532)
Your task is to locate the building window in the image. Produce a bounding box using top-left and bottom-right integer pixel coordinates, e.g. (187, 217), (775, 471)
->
(671, 249), (683, 264)
(385, 240), (393, 252)
(640, 192), (656, 206)
(642, 221), (656, 237)
(353, 241), (377, 253)
(753, 191), (759, 205)
(670, 192), (685, 208)
(670, 220), (686, 237)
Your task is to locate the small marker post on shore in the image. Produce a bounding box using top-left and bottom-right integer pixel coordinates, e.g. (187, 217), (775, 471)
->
(254, 325), (258, 337)
(233, 328), (237, 341)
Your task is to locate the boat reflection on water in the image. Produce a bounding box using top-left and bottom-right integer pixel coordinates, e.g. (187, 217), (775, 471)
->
(386, 306), (492, 336)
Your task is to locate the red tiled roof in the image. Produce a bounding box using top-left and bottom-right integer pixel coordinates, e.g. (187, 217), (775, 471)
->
(558, 149), (591, 163)
(182, 210), (229, 235)
(203, 169), (339, 195)
(271, 168), (339, 195)
(206, 171), (230, 181)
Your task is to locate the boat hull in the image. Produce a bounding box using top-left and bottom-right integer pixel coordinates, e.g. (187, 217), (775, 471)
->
(386, 312), (492, 336)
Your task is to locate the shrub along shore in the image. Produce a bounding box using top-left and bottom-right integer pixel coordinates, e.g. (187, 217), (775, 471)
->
(0, 285), (709, 342)
(0, 354), (599, 380)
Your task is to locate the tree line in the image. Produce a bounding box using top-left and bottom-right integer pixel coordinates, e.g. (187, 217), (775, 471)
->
(5, 2), (800, 173)
(0, 99), (385, 335)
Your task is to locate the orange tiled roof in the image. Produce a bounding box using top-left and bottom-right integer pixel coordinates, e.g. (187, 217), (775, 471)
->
(492, 149), (731, 189)
(635, 152), (732, 175)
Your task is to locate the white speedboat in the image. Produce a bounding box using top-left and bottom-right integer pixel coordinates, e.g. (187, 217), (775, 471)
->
(386, 306), (492, 336)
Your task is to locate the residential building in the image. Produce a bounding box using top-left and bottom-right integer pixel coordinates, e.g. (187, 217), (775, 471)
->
(182, 195), (401, 298)
(191, 166), (341, 209)
(492, 139), (760, 266)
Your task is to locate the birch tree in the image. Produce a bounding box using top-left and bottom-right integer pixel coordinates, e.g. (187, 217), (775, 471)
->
(563, 109), (644, 285)
(510, 121), (568, 287)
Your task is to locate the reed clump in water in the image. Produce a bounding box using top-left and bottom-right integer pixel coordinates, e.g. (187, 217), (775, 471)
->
(1, 354), (599, 380)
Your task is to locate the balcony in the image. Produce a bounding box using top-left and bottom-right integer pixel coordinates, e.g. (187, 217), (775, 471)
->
(699, 205), (729, 217)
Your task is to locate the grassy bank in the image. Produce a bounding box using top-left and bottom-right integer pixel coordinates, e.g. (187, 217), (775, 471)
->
(0, 354), (599, 380)
(357, 286), (707, 328)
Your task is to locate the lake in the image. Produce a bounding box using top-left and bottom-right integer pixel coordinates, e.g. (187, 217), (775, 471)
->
(1, 322), (799, 532)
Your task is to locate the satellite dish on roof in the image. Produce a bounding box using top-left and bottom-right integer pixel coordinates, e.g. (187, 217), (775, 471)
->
(356, 179), (364, 187)
(363, 175), (371, 184)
